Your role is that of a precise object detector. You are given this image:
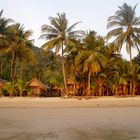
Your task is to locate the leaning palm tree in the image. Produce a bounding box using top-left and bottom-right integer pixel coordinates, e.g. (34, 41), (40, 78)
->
(40, 13), (84, 95)
(106, 3), (140, 67)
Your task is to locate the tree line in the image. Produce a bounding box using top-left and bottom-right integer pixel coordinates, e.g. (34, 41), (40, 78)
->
(0, 3), (140, 96)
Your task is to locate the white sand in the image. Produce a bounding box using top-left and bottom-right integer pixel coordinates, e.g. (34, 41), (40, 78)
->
(0, 96), (140, 108)
(0, 97), (140, 140)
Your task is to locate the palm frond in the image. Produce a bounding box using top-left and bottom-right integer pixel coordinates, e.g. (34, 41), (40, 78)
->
(39, 33), (58, 40)
(107, 21), (125, 29)
(66, 21), (82, 32)
(49, 16), (62, 32)
(41, 24), (58, 34)
(106, 28), (123, 40)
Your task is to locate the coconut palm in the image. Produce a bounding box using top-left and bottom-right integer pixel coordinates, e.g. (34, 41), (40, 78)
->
(15, 79), (25, 96)
(106, 3), (140, 67)
(0, 10), (12, 77)
(76, 31), (106, 96)
(128, 63), (140, 96)
(5, 23), (33, 83)
(66, 47), (79, 79)
(17, 46), (36, 80)
(3, 82), (15, 97)
(40, 13), (84, 95)
(0, 10), (12, 45)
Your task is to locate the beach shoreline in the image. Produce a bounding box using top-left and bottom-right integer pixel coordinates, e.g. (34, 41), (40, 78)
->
(0, 96), (140, 108)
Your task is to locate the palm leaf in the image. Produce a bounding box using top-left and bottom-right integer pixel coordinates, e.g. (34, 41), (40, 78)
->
(66, 21), (82, 32)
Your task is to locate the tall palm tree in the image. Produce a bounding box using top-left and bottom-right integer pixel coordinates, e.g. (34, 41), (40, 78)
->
(5, 23), (33, 83)
(76, 31), (106, 96)
(0, 10), (12, 43)
(40, 13), (84, 95)
(128, 63), (140, 96)
(106, 3), (140, 67)
(0, 10), (12, 77)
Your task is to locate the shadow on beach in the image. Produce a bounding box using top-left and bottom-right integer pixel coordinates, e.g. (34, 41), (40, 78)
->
(1, 128), (140, 140)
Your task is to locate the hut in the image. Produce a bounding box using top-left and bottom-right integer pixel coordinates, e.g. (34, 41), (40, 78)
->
(67, 79), (81, 96)
(26, 78), (47, 96)
(49, 84), (61, 97)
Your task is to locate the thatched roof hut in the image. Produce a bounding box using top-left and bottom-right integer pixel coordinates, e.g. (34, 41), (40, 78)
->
(26, 78), (47, 96)
(50, 84), (61, 97)
(67, 79), (76, 85)
(66, 78), (80, 96)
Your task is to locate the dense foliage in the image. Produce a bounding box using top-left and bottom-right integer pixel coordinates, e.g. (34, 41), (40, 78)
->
(0, 3), (140, 96)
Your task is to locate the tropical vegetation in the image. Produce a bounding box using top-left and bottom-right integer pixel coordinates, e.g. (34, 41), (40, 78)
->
(0, 3), (140, 97)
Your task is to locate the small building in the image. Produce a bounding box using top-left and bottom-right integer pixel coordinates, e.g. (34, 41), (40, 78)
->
(50, 85), (61, 97)
(67, 79), (81, 96)
(26, 78), (47, 96)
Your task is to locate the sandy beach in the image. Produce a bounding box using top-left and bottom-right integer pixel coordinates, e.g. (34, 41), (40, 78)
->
(0, 97), (140, 140)
(0, 96), (140, 108)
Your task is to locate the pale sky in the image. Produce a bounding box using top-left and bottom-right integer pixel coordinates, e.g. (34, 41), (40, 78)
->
(0, 0), (140, 60)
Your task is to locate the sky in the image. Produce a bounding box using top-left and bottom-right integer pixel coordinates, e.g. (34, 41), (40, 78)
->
(0, 0), (140, 60)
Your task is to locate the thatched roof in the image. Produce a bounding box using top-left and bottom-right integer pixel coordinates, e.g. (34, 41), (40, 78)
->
(67, 79), (76, 85)
(51, 85), (60, 90)
(26, 78), (47, 89)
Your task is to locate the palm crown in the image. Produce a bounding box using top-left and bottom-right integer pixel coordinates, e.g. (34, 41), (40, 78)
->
(40, 13), (84, 95)
(106, 3), (140, 66)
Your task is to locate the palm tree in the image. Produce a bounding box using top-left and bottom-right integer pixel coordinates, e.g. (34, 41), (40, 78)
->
(3, 82), (15, 97)
(0, 10), (12, 77)
(103, 45), (129, 96)
(17, 46), (36, 80)
(76, 31), (106, 96)
(66, 46), (79, 80)
(106, 3), (140, 67)
(5, 24), (33, 83)
(128, 63), (140, 96)
(16, 79), (25, 97)
(0, 10), (12, 43)
(40, 13), (84, 95)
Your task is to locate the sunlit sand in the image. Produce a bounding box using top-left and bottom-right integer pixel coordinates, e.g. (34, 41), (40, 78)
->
(0, 96), (140, 108)
(0, 97), (140, 139)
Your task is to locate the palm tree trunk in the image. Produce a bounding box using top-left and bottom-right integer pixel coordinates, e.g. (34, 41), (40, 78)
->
(132, 81), (136, 96)
(129, 81), (132, 95)
(11, 51), (15, 83)
(13, 56), (18, 81)
(123, 85), (126, 95)
(20, 60), (23, 80)
(129, 45), (132, 67)
(129, 44), (133, 95)
(99, 83), (102, 96)
(20, 89), (22, 97)
(10, 91), (12, 97)
(115, 87), (118, 96)
(61, 43), (68, 95)
(74, 84), (76, 95)
(0, 59), (2, 78)
(87, 70), (91, 96)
